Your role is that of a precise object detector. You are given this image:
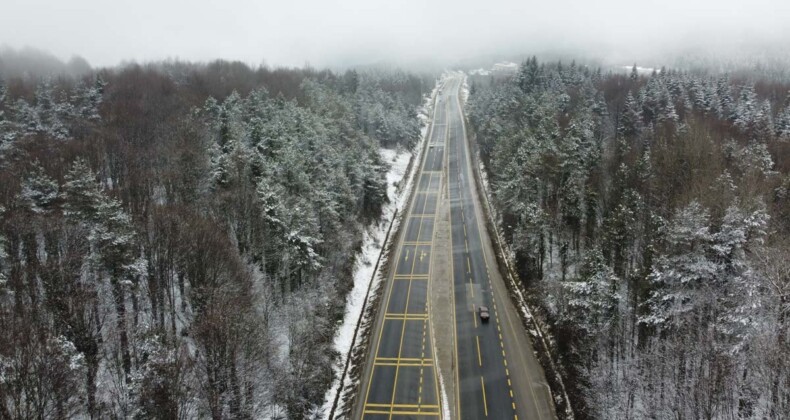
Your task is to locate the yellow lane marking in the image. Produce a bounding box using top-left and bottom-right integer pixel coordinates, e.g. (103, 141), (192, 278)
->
(418, 308), (428, 408)
(384, 314), (428, 320)
(364, 411), (440, 416)
(365, 403), (439, 408)
(375, 361), (434, 367)
(480, 376), (489, 417)
(424, 193), (442, 419)
(476, 336), (482, 367)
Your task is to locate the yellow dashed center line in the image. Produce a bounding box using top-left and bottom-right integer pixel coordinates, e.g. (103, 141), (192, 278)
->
(476, 336), (483, 367)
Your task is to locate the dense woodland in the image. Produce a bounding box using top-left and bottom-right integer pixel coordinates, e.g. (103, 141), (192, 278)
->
(0, 61), (427, 419)
(469, 60), (790, 419)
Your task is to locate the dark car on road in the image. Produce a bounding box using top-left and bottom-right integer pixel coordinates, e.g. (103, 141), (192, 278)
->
(478, 306), (490, 322)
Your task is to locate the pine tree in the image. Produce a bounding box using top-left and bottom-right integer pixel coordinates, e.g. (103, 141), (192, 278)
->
(734, 85), (758, 132)
(19, 161), (59, 213)
(0, 79), (13, 149)
(640, 78), (662, 123)
(641, 201), (716, 329)
(34, 79), (69, 140)
(712, 202), (768, 350)
(0, 206), (6, 288)
(517, 56), (541, 93)
(717, 76), (735, 121)
(62, 157), (137, 381)
(62, 158), (102, 220)
(562, 247), (621, 337)
(13, 98), (40, 137)
(619, 92), (643, 139)
(72, 74), (104, 121)
(775, 104), (790, 141)
(752, 100), (775, 141)
(656, 85), (679, 125)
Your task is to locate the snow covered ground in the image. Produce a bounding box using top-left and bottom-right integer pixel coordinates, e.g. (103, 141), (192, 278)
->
(319, 81), (441, 419)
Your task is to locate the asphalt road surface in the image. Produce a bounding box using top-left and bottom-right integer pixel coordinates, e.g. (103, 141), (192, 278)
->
(354, 75), (554, 420)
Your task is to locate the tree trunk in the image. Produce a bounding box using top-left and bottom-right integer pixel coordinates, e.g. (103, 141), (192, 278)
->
(112, 278), (132, 382)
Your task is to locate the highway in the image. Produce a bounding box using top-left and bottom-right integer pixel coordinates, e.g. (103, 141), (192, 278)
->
(354, 75), (554, 420)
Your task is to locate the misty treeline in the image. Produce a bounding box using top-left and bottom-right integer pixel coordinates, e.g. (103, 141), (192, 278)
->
(0, 47), (93, 80)
(468, 60), (790, 419)
(0, 61), (428, 419)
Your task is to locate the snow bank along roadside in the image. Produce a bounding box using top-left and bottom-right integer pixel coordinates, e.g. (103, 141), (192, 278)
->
(321, 79), (442, 419)
(460, 74), (575, 419)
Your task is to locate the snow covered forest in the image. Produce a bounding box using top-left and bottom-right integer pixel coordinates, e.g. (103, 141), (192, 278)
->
(0, 61), (428, 418)
(468, 60), (790, 419)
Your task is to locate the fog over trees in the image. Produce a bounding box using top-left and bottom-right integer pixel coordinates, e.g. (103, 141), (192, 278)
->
(0, 47), (92, 80)
(468, 59), (790, 419)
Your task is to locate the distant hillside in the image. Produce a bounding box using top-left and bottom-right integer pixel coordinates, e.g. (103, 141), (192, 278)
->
(0, 46), (91, 79)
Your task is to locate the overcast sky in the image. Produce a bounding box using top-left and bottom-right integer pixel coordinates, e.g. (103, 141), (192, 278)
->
(2, 0), (790, 68)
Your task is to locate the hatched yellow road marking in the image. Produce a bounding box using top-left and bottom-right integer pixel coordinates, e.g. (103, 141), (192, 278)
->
(359, 87), (447, 419)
